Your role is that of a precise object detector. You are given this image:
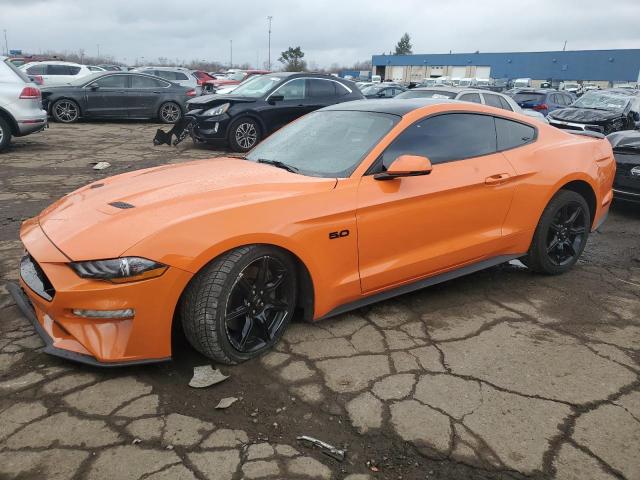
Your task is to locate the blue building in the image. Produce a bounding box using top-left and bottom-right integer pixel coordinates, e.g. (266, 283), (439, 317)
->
(371, 49), (640, 86)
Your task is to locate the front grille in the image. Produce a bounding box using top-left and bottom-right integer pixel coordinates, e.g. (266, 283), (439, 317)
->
(20, 254), (56, 301)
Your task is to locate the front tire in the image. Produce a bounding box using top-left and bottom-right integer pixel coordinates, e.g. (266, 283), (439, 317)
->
(228, 117), (261, 152)
(51, 99), (80, 123)
(0, 116), (11, 152)
(180, 245), (297, 364)
(158, 102), (183, 124)
(525, 190), (590, 275)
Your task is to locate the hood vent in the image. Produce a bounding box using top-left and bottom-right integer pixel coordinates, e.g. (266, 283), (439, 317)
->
(108, 201), (135, 209)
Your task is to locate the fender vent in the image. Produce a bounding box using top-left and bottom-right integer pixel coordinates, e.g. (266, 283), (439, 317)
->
(108, 201), (135, 209)
(90, 183), (105, 189)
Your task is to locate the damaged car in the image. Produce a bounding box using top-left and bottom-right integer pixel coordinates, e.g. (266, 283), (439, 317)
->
(607, 130), (640, 204)
(173, 72), (363, 152)
(10, 99), (614, 367)
(548, 89), (640, 134)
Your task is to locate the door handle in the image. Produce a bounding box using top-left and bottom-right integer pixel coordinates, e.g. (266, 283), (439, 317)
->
(485, 173), (510, 185)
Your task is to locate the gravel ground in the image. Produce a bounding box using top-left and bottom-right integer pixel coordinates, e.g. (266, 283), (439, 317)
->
(1, 122), (639, 480)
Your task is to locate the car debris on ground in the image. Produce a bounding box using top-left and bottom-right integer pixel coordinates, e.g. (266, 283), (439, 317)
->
(188, 365), (229, 388)
(215, 396), (239, 409)
(92, 161), (111, 170)
(297, 435), (346, 462)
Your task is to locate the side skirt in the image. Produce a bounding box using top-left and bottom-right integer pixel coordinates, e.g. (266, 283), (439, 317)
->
(318, 254), (522, 321)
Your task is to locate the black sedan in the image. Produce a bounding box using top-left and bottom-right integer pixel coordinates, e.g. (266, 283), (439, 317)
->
(607, 130), (640, 204)
(41, 72), (196, 124)
(184, 72), (363, 152)
(548, 89), (640, 135)
(360, 84), (407, 99)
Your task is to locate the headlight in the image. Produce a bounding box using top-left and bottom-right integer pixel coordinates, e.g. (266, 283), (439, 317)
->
(202, 103), (230, 116)
(69, 257), (167, 283)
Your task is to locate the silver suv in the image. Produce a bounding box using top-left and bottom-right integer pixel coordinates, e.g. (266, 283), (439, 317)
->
(133, 66), (202, 95)
(0, 56), (47, 152)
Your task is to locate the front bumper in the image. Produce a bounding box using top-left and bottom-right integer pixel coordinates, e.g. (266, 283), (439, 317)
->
(11, 219), (192, 367)
(185, 110), (232, 142)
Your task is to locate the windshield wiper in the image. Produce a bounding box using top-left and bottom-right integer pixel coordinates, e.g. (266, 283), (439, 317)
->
(256, 158), (299, 173)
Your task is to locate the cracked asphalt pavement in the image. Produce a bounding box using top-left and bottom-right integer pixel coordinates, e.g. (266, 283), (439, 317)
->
(1, 123), (639, 480)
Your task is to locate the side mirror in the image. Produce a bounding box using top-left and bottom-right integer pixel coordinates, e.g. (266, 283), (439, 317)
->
(376, 91), (385, 97)
(374, 155), (433, 181)
(90, 84), (100, 91)
(268, 94), (284, 104)
(633, 111), (640, 122)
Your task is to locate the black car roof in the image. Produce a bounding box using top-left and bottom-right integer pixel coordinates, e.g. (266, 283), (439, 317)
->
(323, 98), (458, 116)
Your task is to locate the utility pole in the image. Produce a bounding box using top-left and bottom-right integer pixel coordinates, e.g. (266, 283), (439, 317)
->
(267, 16), (273, 70)
(97, 43), (100, 58)
(563, 40), (567, 52)
(3, 29), (8, 56)
(230, 40), (233, 68)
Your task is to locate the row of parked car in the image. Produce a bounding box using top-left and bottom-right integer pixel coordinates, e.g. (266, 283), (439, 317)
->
(2, 55), (639, 205)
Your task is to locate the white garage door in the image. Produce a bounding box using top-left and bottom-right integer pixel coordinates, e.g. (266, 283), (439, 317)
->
(450, 66), (466, 79)
(389, 66), (405, 82)
(476, 66), (491, 79)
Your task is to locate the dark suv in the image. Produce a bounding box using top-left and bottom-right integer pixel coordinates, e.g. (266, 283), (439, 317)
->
(185, 72), (363, 152)
(507, 88), (575, 116)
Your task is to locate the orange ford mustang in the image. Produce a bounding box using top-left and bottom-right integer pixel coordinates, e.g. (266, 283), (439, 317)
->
(9, 99), (615, 366)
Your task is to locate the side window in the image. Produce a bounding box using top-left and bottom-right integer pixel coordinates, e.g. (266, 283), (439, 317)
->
(498, 96), (513, 111)
(383, 88), (395, 98)
(335, 82), (351, 97)
(174, 72), (189, 81)
(93, 75), (128, 88)
(274, 79), (306, 100)
(132, 75), (169, 88)
(47, 65), (70, 75)
(458, 93), (482, 104)
(68, 66), (81, 75)
(564, 94), (573, 105)
(307, 79), (336, 98)
(495, 118), (536, 151)
(26, 64), (46, 75)
(484, 94), (502, 109)
(380, 113), (497, 168)
(155, 70), (175, 80)
(550, 94), (559, 104)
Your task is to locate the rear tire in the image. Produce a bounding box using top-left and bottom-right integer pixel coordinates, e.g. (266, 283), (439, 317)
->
(228, 117), (261, 152)
(158, 102), (183, 124)
(51, 99), (80, 123)
(0, 116), (11, 152)
(180, 245), (297, 364)
(525, 189), (590, 275)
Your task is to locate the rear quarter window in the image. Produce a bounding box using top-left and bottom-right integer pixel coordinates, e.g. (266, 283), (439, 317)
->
(496, 117), (536, 151)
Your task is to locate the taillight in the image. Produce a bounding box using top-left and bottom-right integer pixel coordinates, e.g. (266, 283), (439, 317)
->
(533, 103), (548, 111)
(186, 89), (197, 97)
(19, 86), (41, 100)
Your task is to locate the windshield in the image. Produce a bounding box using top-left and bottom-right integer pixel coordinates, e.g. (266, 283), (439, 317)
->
(571, 91), (630, 113)
(246, 110), (399, 178)
(231, 75), (282, 97)
(395, 89), (456, 99)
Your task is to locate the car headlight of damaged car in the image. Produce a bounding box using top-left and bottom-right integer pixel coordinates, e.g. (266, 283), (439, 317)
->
(203, 103), (230, 116)
(70, 257), (167, 283)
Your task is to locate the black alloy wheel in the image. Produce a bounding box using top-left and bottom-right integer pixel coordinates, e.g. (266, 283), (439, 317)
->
(545, 202), (587, 266)
(224, 255), (292, 353)
(229, 118), (261, 152)
(524, 189), (591, 275)
(180, 245), (297, 364)
(52, 99), (80, 123)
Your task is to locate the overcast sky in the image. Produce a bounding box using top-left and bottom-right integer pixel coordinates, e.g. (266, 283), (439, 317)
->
(3, 0), (640, 68)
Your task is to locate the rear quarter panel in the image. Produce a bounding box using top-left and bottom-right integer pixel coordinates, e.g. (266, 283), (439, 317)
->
(500, 125), (615, 252)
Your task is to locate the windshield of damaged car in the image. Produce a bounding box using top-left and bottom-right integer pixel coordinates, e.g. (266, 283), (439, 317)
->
(245, 111), (398, 178)
(361, 85), (386, 95)
(230, 75), (282, 97)
(571, 91), (630, 113)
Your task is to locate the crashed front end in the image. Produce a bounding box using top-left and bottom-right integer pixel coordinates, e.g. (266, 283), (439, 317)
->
(607, 130), (640, 204)
(9, 218), (189, 367)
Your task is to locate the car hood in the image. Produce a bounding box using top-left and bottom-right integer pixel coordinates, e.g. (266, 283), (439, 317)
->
(549, 107), (623, 123)
(187, 94), (256, 108)
(38, 158), (336, 261)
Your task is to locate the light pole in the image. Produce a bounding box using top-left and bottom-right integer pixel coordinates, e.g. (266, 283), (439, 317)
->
(97, 43), (100, 58)
(3, 29), (8, 56)
(267, 16), (273, 70)
(230, 40), (233, 68)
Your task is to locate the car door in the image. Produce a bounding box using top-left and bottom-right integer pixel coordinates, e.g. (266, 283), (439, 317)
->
(356, 113), (517, 293)
(128, 75), (171, 118)
(84, 74), (130, 118)
(261, 78), (308, 133)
